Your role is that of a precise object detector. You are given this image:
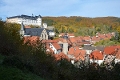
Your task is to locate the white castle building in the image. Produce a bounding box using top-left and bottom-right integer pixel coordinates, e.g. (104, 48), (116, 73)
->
(6, 14), (42, 27)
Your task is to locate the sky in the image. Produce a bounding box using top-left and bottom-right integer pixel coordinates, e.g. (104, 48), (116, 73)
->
(0, 0), (120, 20)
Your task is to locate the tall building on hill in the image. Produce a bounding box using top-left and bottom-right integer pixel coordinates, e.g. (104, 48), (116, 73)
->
(6, 14), (42, 27)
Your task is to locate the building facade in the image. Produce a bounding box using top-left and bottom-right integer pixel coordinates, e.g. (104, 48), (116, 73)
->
(6, 14), (42, 27)
(20, 22), (55, 40)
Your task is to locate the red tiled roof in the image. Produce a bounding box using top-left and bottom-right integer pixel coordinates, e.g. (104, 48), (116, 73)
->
(42, 39), (58, 43)
(98, 34), (106, 39)
(59, 33), (75, 37)
(56, 38), (63, 42)
(75, 36), (84, 41)
(68, 33), (75, 37)
(105, 33), (112, 39)
(83, 36), (91, 41)
(54, 52), (69, 61)
(25, 26), (31, 28)
(115, 45), (120, 49)
(57, 38), (71, 45)
(82, 41), (91, 44)
(58, 33), (65, 37)
(46, 47), (54, 54)
(69, 37), (76, 43)
(104, 46), (117, 55)
(91, 36), (101, 41)
(115, 49), (120, 59)
(68, 47), (77, 55)
(68, 47), (86, 61)
(97, 33), (113, 40)
(75, 50), (86, 61)
(52, 43), (61, 50)
(75, 37), (83, 42)
(90, 50), (103, 60)
(24, 36), (39, 45)
(69, 37), (83, 46)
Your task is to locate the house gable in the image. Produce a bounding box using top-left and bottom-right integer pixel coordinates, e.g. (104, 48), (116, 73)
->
(40, 29), (48, 40)
(49, 43), (61, 54)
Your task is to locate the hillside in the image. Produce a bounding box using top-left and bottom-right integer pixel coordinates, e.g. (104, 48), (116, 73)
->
(0, 65), (44, 80)
(0, 54), (44, 80)
(43, 16), (120, 36)
(43, 16), (120, 27)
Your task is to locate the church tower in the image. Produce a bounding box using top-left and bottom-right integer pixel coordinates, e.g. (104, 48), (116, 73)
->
(20, 21), (25, 39)
(62, 33), (68, 55)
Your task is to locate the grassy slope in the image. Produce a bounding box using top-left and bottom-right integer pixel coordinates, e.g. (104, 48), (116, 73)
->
(0, 54), (44, 80)
(0, 66), (44, 80)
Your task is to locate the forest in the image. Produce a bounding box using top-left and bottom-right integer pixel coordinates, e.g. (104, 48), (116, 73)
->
(43, 16), (120, 36)
(0, 17), (120, 80)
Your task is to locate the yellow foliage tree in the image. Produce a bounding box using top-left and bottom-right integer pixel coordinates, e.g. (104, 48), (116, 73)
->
(116, 26), (120, 33)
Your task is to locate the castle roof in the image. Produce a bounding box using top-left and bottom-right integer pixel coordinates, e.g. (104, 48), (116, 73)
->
(7, 14), (42, 20)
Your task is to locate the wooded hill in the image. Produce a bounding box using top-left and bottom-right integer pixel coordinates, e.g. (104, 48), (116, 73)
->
(43, 16), (120, 36)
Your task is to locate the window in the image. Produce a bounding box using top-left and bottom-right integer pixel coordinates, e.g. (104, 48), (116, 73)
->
(41, 34), (43, 40)
(45, 34), (46, 40)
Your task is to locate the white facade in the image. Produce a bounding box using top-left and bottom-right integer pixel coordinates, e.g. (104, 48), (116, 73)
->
(49, 43), (58, 54)
(69, 35), (75, 38)
(86, 50), (92, 55)
(43, 23), (47, 28)
(49, 32), (55, 37)
(90, 59), (103, 65)
(115, 59), (120, 64)
(40, 29), (48, 40)
(6, 15), (42, 27)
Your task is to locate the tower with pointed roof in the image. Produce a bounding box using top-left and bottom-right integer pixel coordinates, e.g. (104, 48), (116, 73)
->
(62, 33), (68, 55)
(20, 21), (25, 39)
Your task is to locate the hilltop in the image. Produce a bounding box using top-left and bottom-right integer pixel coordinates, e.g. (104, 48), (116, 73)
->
(43, 16), (120, 27)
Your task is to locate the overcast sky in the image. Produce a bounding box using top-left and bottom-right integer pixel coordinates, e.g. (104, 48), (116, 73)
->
(0, 0), (120, 20)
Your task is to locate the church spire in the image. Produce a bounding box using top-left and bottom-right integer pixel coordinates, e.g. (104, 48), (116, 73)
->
(21, 21), (24, 30)
(20, 21), (25, 39)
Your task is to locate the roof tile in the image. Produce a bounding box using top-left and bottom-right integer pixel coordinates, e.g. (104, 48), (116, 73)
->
(90, 50), (103, 60)
(52, 43), (61, 50)
(104, 46), (117, 55)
